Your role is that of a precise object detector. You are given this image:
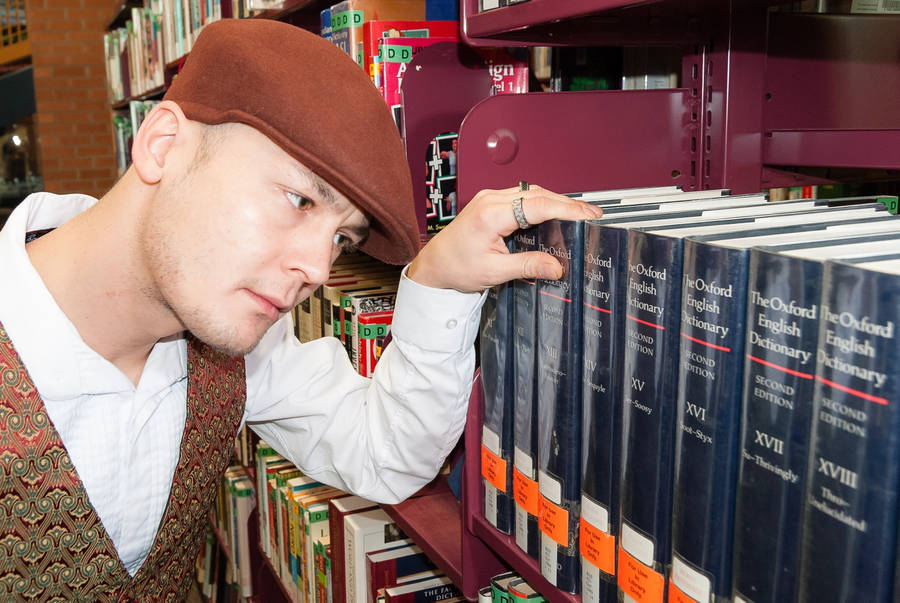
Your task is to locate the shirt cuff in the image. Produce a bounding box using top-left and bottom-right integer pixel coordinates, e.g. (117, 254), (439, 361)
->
(390, 265), (487, 354)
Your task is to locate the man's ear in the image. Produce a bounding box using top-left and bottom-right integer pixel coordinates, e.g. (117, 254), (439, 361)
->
(131, 100), (188, 185)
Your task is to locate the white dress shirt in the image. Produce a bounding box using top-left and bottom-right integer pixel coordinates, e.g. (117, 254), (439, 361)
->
(0, 192), (483, 576)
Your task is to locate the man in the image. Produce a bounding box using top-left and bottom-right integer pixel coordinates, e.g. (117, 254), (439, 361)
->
(0, 19), (602, 600)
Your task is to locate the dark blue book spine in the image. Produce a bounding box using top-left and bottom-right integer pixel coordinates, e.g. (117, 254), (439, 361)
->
(480, 280), (515, 534)
(580, 221), (625, 603)
(512, 228), (541, 559)
(798, 261), (900, 603)
(618, 229), (684, 601)
(731, 250), (822, 603)
(670, 239), (749, 603)
(536, 218), (584, 594)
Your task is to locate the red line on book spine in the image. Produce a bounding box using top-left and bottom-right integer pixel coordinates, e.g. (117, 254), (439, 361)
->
(747, 355), (814, 380)
(540, 290), (572, 303)
(680, 332), (731, 352)
(584, 302), (612, 314)
(815, 375), (889, 406)
(626, 314), (665, 330)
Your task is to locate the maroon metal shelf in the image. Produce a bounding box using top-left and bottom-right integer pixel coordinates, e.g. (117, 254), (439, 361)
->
(383, 480), (466, 589)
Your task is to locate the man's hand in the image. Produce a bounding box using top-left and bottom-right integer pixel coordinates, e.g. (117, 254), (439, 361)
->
(407, 184), (604, 292)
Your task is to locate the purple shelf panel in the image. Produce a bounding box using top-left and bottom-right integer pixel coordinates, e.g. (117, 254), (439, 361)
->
(456, 89), (694, 203)
(763, 129), (900, 171)
(764, 13), (900, 133)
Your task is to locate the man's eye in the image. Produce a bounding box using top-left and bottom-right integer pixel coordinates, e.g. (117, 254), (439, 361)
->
(286, 191), (313, 210)
(333, 233), (358, 252)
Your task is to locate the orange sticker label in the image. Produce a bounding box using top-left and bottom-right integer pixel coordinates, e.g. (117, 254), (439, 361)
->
(538, 495), (569, 547)
(617, 547), (665, 603)
(480, 444), (507, 492)
(513, 468), (539, 516)
(668, 581), (700, 603)
(580, 519), (615, 575)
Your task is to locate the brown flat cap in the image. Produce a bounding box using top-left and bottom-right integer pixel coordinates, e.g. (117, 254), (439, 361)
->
(164, 18), (419, 265)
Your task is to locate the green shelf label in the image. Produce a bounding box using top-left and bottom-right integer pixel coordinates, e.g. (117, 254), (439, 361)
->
(331, 10), (362, 31)
(360, 324), (389, 339)
(383, 45), (414, 63)
(877, 195), (899, 215)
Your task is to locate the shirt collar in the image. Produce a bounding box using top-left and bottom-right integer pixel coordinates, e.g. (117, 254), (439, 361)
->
(0, 192), (187, 399)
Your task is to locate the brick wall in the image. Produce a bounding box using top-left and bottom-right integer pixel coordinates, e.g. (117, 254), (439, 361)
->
(24, 0), (119, 197)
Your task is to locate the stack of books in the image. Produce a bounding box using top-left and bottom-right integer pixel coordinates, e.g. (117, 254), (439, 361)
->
(479, 185), (900, 601)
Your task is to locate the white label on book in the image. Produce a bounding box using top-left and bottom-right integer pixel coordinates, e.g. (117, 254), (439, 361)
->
(580, 495), (609, 533)
(482, 426), (501, 456)
(582, 560), (601, 603)
(672, 554), (712, 603)
(478, 586), (493, 603)
(481, 0), (500, 9)
(484, 482), (498, 527)
(620, 521), (655, 567)
(515, 505), (529, 552)
(851, 0), (900, 13)
(733, 595), (750, 603)
(514, 446), (533, 476)
(540, 532), (558, 586)
(538, 469), (562, 505)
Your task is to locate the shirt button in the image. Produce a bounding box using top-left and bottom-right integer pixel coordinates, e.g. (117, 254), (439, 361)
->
(446, 319), (458, 329)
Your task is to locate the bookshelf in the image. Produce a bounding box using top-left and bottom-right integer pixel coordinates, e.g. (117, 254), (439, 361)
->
(448, 2), (900, 603)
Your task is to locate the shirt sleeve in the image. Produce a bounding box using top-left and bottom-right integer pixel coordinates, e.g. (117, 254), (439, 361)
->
(244, 269), (486, 504)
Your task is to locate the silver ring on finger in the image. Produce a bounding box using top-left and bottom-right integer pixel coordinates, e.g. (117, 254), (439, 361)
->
(511, 196), (531, 229)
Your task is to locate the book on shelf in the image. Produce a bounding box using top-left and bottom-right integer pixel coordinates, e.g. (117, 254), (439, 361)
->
(321, 7), (334, 40)
(382, 574), (463, 602)
(490, 570), (519, 601)
(480, 279), (516, 535)
(329, 0), (427, 67)
(508, 577), (547, 602)
(366, 544), (438, 603)
(329, 495), (379, 603)
(787, 241), (900, 602)
(511, 227), (542, 560)
(356, 309), (395, 377)
(536, 217), (586, 593)
(344, 507), (413, 603)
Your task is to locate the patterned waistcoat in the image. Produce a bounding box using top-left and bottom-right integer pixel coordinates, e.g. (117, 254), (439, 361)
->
(0, 323), (247, 601)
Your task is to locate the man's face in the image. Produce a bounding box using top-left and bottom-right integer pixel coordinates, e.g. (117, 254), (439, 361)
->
(140, 122), (369, 356)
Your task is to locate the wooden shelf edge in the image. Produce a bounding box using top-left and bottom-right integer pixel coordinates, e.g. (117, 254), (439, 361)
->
(382, 479), (465, 588)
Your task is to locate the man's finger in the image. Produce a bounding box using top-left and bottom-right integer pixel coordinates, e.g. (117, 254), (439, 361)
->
(512, 190), (603, 228)
(489, 250), (564, 284)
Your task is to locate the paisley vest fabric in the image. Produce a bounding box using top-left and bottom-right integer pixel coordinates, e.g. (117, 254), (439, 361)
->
(0, 323), (246, 601)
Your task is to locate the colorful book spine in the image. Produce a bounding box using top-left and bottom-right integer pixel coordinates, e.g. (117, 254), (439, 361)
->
(731, 248), (822, 603)
(536, 218), (585, 593)
(511, 228), (541, 559)
(797, 259), (900, 601)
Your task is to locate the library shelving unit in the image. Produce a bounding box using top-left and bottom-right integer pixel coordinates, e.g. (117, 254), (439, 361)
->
(447, 2), (899, 602)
